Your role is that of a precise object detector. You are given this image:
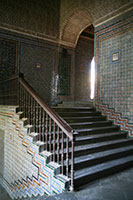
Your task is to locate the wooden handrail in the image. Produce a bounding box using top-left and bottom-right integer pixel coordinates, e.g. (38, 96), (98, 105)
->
(19, 77), (76, 140)
(0, 75), (19, 84)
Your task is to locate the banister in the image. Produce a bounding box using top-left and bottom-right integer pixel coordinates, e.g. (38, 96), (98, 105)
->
(1, 73), (76, 190)
(0, 75), (19, 84)
(19, 77), (75, 140)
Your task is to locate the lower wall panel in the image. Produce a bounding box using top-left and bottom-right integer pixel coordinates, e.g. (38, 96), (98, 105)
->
(0, 106), (67, 199)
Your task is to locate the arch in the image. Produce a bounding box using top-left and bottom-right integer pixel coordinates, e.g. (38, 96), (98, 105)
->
(61, 9), (93, 47)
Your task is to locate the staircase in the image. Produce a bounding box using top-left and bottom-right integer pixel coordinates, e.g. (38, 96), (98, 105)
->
(52, 101), (133, 189)
(1, 74), (133, 195)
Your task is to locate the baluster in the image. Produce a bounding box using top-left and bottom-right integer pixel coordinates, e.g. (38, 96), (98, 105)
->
(61, 130), (64, 174)
(49, 118), (52, 153)
(24, 90), (26, 118)
(24, 89), (26, 118)
(53, 121), (56, 162)
(42, 110), (45, 142)
(18, 81), (20, 108)
(39, 106), (42, 141)
(66, 136), (69, 177)
(57, 126), (60, 164)
(31, 97), (34, 127)
(26, 91), (28, 122)
(36, 102), (38, 133)
(37, 104), (39, 134)
(28, 93), (31, 124)
(25, 90), (28, 118)
(21, 86), (24, 113)
(33, 99), (36, 132)
(27, 93), (29, 124)
(71, 136), (74, 191)
(29, 94), (31, 124)
(19, 83), (22, 111)
(26, 91), (29, 120)
(45, 113), (48, 150)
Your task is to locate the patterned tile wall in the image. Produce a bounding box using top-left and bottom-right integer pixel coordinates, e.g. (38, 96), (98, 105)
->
(95, 10), (133, 134)
(0, 106), (68, 199)
(0, 0), (60, 39)
(0, 28), (75, 105)
(21, 42), (56, 104)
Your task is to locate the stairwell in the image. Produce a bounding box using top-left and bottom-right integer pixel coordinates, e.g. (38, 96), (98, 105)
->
(1, 74), (133, 197)
(52, 101), (133, 189)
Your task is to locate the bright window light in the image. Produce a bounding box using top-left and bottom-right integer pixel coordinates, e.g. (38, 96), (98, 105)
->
(90, 57), (95, 99)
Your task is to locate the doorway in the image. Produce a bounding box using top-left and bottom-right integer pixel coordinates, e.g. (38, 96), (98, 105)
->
(74, 24), (94, 101)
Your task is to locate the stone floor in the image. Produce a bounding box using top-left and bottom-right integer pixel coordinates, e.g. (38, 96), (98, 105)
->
(0, 168), (133, 200)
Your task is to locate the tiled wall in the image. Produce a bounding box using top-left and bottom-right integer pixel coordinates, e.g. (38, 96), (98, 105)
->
(95, 10), (133, 134)
(21, 42), (56, 104)
(0, 28), (75, 105)
(0, 38), (17, 80)
(0, 0), (60, 39)
(0, 106), (68, 199)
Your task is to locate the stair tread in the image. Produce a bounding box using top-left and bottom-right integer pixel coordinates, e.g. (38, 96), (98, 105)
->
(57, 111), (99, 114)
(53, 107), (94, 109)
(63, 115), (105, 119)
(74, 145), (133, 164)
(64, 116), (105, 119)
(36, 141), (45, 146)
(74, 155), (133, 179)
(30, 132), (39, 137)
(76, 125), (119, 132)
(75, 131), (126, 140)
(70, 121), (111, 126)
(74, 138), (133, 152)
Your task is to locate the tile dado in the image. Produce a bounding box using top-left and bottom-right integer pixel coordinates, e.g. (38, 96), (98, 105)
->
(95, 11), (133, 135)
(95, 101), (133, 137)
(0, 106), (68, 199)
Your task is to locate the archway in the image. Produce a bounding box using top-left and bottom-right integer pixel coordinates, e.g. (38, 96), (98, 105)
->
(61, 9), (93, 47)
(58, 9), (95, 102)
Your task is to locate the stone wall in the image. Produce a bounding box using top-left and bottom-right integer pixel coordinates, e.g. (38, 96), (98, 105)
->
(95, 10), (133, 133)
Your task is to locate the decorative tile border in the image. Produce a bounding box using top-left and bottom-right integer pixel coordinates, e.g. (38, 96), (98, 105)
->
(0, 106), (69, 199)
(95, 101), (133, 137)
(94, 12), (133, 136)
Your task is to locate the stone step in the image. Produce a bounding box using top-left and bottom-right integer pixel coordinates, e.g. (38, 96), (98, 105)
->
(58, 101), (93, 108)
(74, 138), (133, 157)
(75, 131), (127, 145)
(70, 121), (113, 129)
(73, 146), (133, 170)
(63, 116), (107, 123)
(74, 155), (133, 188)
(54, 138), (133, 159)
(49, 131), (127, 148)
(52, 107), (96, 112)
(57, 111), (101, 117)
(76, 125), (120, 135)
